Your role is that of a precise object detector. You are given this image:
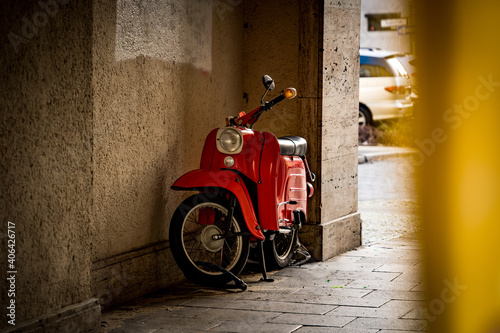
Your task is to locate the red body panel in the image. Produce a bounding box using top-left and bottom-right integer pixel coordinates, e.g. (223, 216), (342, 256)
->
(171, 169), (265, 240)
(172, 126), (311, 236)
(255, 132), (281, 231)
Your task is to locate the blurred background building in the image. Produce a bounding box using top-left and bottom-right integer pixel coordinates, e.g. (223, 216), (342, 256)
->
(360, 0), (416, 54)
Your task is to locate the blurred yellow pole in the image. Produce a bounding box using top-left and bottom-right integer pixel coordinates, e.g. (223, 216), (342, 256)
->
(418, 1), (500, 332)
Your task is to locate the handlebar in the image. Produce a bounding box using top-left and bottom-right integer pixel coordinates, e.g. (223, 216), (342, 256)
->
(261, 94), (286, 112)
(233, 88), (297, 128)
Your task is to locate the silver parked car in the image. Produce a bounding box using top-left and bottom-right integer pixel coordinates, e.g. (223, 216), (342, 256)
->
(359, 48), (414, 126)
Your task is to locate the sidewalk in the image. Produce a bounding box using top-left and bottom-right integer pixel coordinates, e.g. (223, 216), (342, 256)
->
(101, 233), (428, 333)
(358, 146), (417, 164)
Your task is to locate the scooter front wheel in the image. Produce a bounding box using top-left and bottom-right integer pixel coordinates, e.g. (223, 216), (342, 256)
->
(169, 194), (250, 287)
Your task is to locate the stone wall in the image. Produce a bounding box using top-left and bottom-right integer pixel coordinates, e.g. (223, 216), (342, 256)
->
(0, 1), (97, 330)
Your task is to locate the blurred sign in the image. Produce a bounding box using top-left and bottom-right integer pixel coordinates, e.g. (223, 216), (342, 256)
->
(381, 18), (407, 28)
(398, 25), (416, 35)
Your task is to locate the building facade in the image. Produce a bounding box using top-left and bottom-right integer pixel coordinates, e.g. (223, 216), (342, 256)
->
(0, 0), (361, 331)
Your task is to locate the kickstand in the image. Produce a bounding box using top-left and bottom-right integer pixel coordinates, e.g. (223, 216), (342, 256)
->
(259, 241), (274, 282)
(196, 261), (248, 291)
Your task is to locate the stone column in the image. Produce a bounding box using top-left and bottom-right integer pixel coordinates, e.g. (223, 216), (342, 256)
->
(299, 0), (362, 260)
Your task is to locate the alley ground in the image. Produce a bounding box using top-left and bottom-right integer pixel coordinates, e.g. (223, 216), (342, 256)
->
(359, 155), (420, 245)
(101, 154), (427, 333)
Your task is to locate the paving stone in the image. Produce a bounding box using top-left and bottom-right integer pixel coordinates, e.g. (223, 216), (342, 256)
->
(296, 295), (390, 307)
(162, 305), (210, 318)
(379, 300), (427, 312)
(183, 297), (336, 314)
(294, 327), (378, 333)
(193, 308), (281, 323)
(293, 286), (372, 298)
(378, 331), (428, 333)
(209, 321), (301, 333)
(109, 312), (222, 332)
(401, 307), (430, 320)
(270, 313), (355, 327)
(391, 271), (424, 283)
(345, 279), (420, 291)
(361, 290), (427, 301)
(354, 256), (421, 265)
(326, 270), (400, 281)
(328, 304), (411, 319)
(236, 292), (388, 308)
(410, 282), (427, 291)
(343, 317), (427, 331)
(374, 264), (421, 273)
(342, 247), (415, 259)
(313, 262), (384, 272)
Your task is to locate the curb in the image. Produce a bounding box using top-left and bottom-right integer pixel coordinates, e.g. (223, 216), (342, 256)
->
(358, 148), (417, 164)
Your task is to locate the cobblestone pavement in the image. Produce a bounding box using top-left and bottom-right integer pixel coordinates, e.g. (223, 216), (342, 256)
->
(101, 233), (428, 332)
(101, 155), (426, 332)
(359, 156), (420, 245)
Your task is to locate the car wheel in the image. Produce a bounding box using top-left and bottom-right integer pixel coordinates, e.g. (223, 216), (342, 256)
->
(359, 105), (372, 127)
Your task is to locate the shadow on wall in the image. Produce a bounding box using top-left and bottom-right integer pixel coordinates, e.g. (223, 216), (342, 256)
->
(91, 0), (245, 310)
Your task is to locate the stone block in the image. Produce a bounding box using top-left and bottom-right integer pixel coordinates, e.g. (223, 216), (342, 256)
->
(91, 241), (184, 310)
(210, 322), (301, 333)
(271, 313), (355, 327)
(301, 212), (361, 261)
(343, 317), (427, 331)
(183, 297), (336, 315)
(3, 298), (100, 333)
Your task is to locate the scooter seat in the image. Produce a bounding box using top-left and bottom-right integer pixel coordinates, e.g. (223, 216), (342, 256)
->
(277, 136), (307, 157)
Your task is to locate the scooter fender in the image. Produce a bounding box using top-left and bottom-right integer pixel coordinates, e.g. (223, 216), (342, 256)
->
(171, 169), (265, 240)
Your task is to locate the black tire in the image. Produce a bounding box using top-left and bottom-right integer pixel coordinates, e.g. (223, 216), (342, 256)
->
(359, 105), (372, 127)
(169, 194), (250, 286)
(264, 228), (298, 269)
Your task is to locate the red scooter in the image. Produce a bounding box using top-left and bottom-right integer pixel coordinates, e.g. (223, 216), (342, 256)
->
(169, 75), (315, 290)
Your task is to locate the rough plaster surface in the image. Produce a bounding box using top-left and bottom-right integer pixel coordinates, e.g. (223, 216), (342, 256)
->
(91, 0), (244, 307)
(243, 0), (300, 138)
(0, 2), (94, 329)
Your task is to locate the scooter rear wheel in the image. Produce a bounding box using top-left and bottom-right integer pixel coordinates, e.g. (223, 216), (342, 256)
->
(169, 194), (250, 287)
(264, 228), (298, 269)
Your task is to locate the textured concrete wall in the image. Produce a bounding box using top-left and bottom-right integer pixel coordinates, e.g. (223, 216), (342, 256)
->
(91, 0), (245, 308)
(0, 1), (96, 330)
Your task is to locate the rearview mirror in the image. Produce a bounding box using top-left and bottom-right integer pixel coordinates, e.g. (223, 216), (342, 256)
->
(262, 75), (275, 91)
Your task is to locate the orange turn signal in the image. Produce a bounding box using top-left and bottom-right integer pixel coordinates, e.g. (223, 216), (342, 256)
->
(283, 88), (297, 99)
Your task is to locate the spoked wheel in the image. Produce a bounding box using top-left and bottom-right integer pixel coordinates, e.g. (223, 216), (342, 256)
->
(264, 228), (298, 269)
(169, 194), (250, 286)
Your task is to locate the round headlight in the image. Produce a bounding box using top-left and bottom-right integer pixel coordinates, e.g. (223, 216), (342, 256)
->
(219, 128), (242, 153)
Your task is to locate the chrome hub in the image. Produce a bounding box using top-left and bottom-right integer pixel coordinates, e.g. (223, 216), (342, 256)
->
(200, 225), (224, 252)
